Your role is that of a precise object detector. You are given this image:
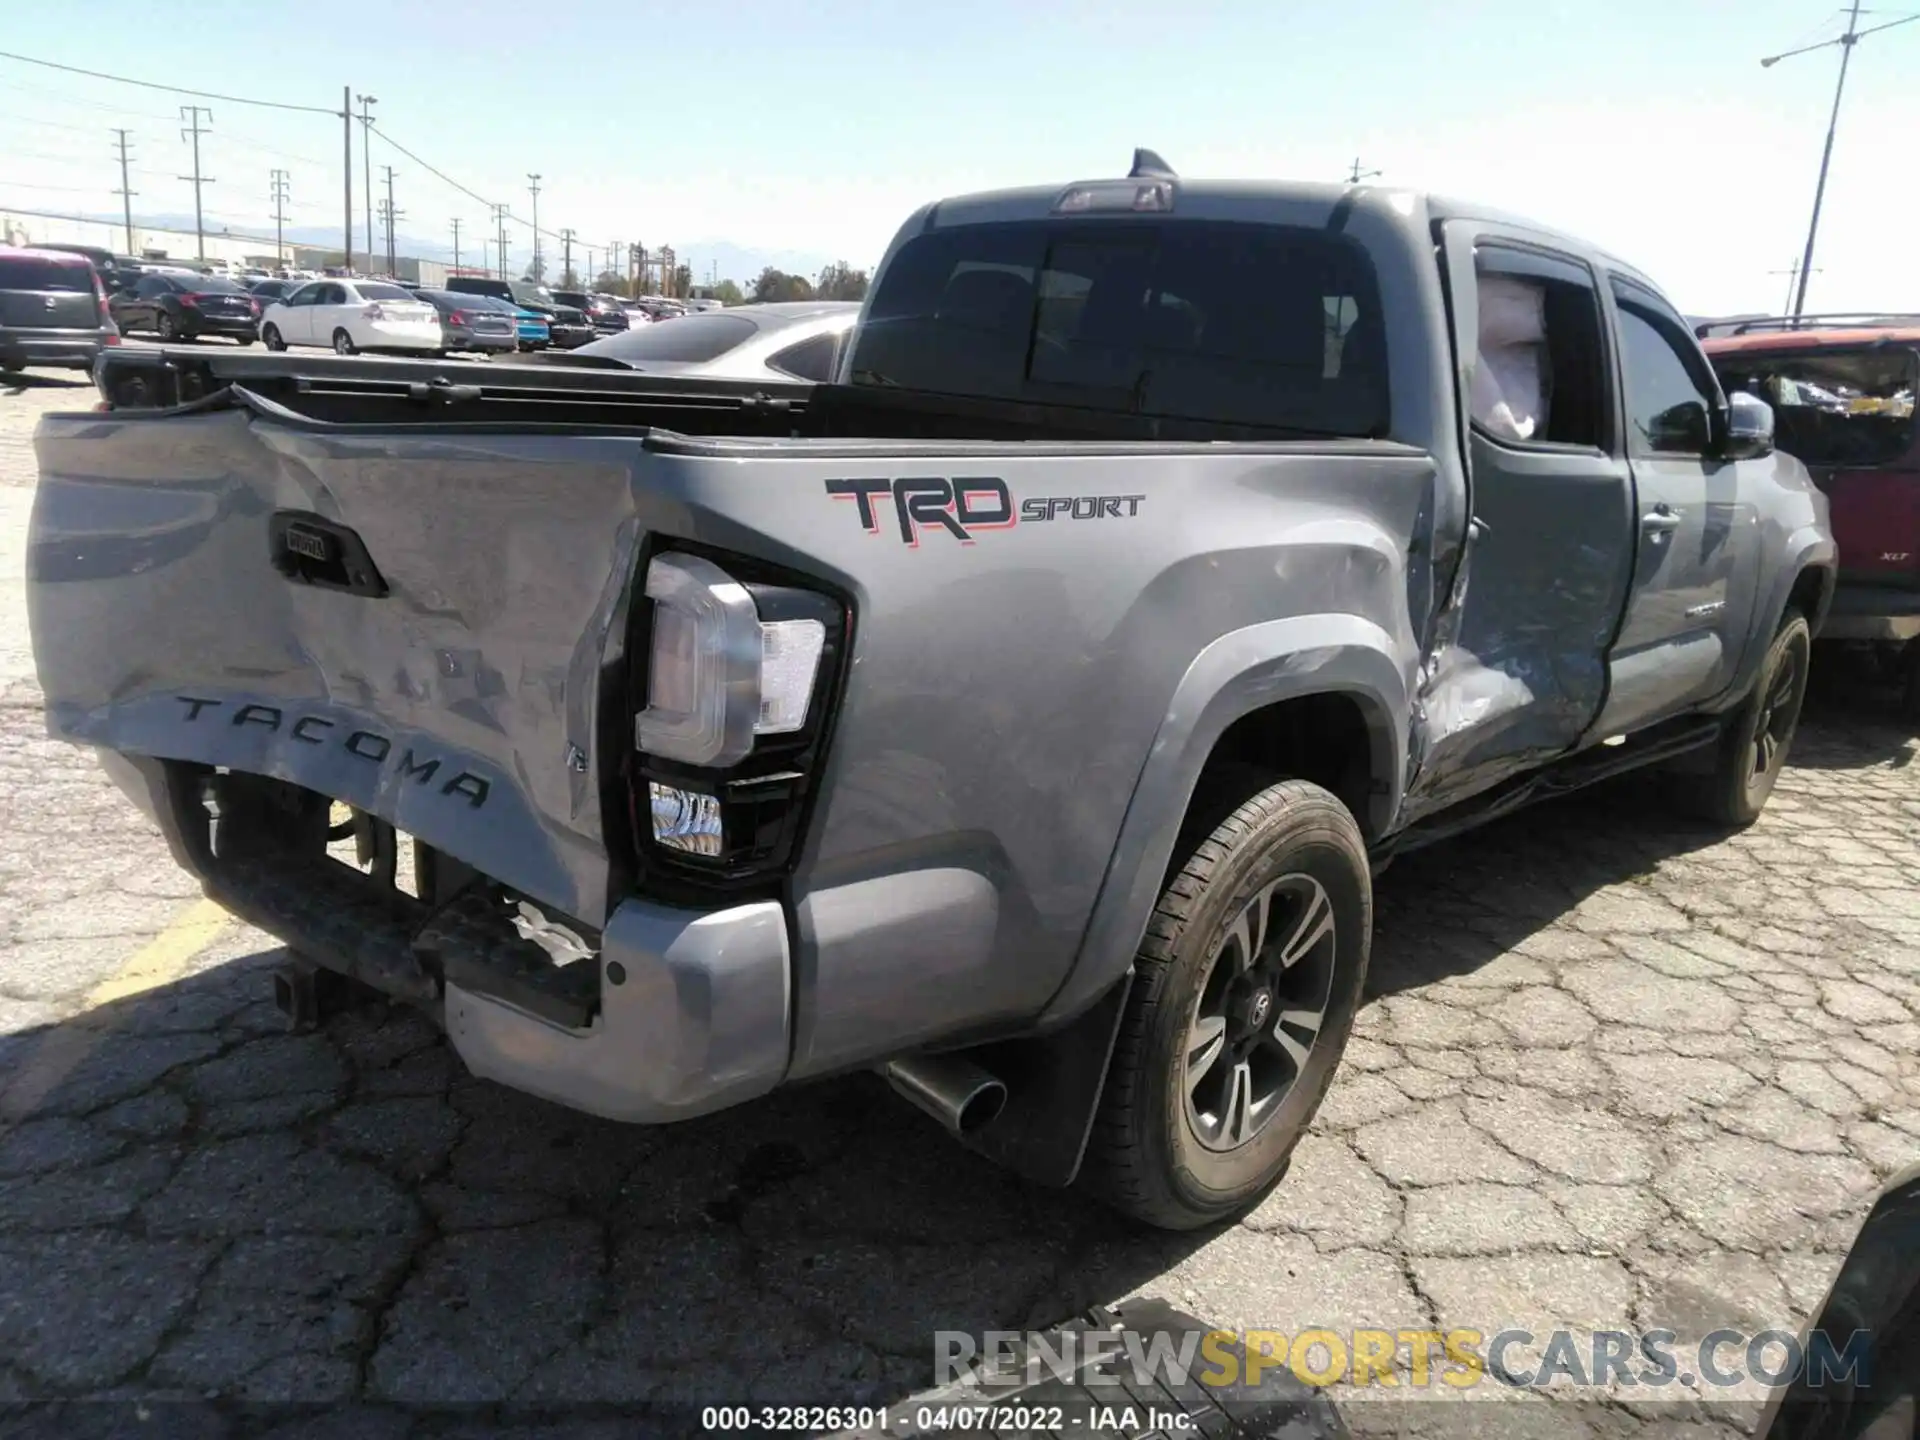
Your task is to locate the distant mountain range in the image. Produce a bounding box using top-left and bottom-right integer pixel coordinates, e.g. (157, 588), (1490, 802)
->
(68, 209), (838, 284)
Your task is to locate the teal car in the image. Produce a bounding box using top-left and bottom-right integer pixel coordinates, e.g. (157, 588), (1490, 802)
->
(506, 302), (550, 351)
(467, 295), (549, 350)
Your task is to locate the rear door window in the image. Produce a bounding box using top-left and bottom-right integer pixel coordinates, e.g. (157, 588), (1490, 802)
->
(1713, 348), (1918, 469)
(0, 257), (95, 292)
(848, 219), (1389, 436)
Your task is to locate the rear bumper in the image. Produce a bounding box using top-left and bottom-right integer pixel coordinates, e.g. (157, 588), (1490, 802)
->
(1821, 583), (1920, 642)
(181, 316), (259, 338)
(546, 326), (597, 349)
(96, 752), (793, 1124)
(363, 325), (443, 352)
(0, 329), (107, 369)
(448, 330), (518, 352)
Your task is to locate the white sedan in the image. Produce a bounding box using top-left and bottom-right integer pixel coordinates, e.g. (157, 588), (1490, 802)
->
(259, 278), (443, 355)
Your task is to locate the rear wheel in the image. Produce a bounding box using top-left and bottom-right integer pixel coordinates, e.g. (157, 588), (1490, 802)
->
(1901, 639), (1920, 722)
(156, 312), (176, 341)
(1686, 610), (1812, 827)
(1082, 778), (1371, 1230)
(261, 324), (285, 351)
(332, 328), (357, 356)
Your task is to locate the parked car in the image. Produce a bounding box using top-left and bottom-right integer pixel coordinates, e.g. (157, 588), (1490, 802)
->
(550, 300), (858, 383)
(41, 153), (1835, 1231)
(0, 246), (118, 373)
(550, 290), (630, 334)
(1700, 315), (1920, 716)
(494, 298), (551, 350)
(412, 288), (520, 355)
(109, 271), (259, 344)
(542, 303), (597, 349)
(258, 279), (442, 355)
(248, 278), (303, 308)
(617, 300), (655, 326)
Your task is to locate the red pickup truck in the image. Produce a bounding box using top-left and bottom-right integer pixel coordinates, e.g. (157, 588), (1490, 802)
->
(1701, 315), (1920, 715)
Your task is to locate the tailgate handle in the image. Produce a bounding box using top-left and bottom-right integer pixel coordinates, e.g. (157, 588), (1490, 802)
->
(268, 511), (389, 597)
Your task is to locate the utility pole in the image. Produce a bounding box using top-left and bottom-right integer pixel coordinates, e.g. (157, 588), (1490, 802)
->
(560, 227), (576, 285)
(111, 129), (137, 254)
(1345, 157), (1382, 185)
(492, 203), (510, 281)
(1769, 261), (1823, 314)
(1762, 2), (1919, 321)
(451, 218), (463, 272)
(526, 173), (542, 279)
(178, 106), (213, 261)
(341, 87), (353, 273)
(356, 94), (377, 272)
(378, 166), (402, 276)
(270, 169), (291, 265)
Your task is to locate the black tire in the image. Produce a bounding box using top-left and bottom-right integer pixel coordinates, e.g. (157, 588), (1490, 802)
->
(156, 312), (176, 341)
(331, 329), (357, 356)
(261, 324), (285, 351)
(1686, 609), (1812, 827)
(1081, 777), (1372, 1230)
(234, 337), (254, 347)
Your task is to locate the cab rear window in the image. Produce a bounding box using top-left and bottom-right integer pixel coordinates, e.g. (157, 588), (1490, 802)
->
(847, 219), (1389, 437)
(0, 257), (94, 292)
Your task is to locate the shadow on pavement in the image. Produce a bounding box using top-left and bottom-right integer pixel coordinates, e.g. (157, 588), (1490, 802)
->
(0, 371), (92, 396)
(0, 699), (1894, 1431)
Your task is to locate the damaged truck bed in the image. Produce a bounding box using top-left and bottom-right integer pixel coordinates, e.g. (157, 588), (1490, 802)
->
(29, 156), (1835, 1230)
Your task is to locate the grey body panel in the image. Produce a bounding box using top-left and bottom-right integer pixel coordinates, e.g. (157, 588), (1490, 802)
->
(27, 175), (1835, 1124)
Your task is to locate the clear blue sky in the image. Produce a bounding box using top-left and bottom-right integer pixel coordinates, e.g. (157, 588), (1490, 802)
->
(3, 0), (1916, 312)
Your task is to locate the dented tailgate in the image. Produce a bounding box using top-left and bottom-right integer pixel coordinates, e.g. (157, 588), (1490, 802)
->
(27, 406), (643, 925)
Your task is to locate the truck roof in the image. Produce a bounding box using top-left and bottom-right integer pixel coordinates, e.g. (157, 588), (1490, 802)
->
(913, 164), (1666, 299)
(1699, 319), (1920, 355)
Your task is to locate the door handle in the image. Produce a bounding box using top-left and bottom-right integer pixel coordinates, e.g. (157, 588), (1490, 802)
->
(1641, 506), (1682, 534)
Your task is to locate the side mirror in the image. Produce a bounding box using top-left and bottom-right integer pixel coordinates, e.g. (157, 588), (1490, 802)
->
(1646, 400), (1713, 454)
(1721, 389), (1776, 461)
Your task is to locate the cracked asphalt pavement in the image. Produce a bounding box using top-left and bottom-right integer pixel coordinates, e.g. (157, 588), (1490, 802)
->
(2, 370), (1918, 1436)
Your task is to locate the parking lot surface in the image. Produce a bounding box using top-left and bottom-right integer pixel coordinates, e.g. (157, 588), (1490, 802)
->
(2, 369), (1917, 1436)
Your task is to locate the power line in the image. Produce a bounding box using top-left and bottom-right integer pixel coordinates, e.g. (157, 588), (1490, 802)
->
(0, 49), (341, 116)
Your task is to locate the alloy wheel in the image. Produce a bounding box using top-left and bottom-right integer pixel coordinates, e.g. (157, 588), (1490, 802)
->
(1183, 873), (1338, 1152)
(1751, 638), (1802, 781)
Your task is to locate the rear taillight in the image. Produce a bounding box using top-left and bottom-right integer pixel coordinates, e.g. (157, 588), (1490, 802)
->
(629, 548), (848, 889)
(180, 294), (199, 308)
(249, 299), (260, 316)
(449, 310), (467, 325)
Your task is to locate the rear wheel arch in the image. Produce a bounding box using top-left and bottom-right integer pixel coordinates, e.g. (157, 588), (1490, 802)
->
(1043, 621), (1410, 1032)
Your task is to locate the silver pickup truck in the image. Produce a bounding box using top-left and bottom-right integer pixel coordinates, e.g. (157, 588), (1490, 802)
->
(29, 154), (1834, 1229)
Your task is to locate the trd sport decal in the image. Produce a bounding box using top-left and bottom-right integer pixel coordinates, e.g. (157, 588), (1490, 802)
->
(825, 477), (1144, 545)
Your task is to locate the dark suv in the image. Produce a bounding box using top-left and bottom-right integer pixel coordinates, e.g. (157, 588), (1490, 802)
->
(1702, 316), (1920, 714)
(550, 290), (630, 334)
(0, 247), (119, 374)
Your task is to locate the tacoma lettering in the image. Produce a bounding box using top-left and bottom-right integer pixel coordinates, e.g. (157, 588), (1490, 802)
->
(173, 697), (490, 809)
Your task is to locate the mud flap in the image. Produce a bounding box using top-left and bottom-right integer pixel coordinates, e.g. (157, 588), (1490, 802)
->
(958, 974), (1133, 1189)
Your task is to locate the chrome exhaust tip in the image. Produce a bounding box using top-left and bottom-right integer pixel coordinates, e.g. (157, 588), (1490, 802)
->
(882, 1054), (1008, 1136)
